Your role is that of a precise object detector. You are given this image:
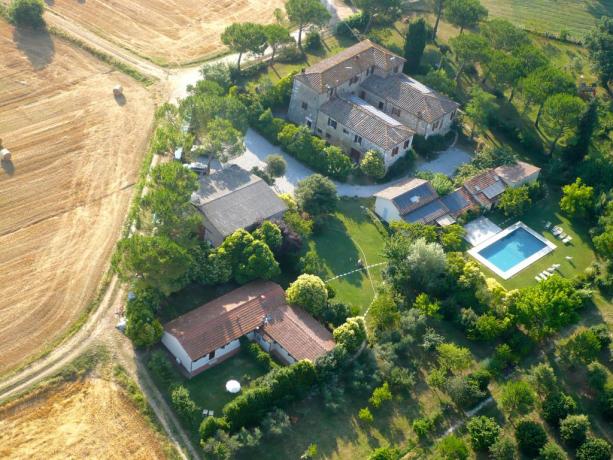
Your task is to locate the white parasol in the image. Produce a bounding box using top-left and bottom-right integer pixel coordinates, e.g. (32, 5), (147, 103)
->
(225, 379), (241, 394)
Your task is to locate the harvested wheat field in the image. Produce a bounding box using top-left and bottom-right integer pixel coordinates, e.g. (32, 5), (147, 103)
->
(0, 21), (154, 374)
(46, 0), (286, 65)
(0, 377), (169, 459)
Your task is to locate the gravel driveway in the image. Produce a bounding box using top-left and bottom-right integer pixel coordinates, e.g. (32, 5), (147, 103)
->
(229, 129), (473, 197)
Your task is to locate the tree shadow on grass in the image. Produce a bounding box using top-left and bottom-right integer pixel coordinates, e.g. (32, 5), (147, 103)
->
(13, 26), (55, 70)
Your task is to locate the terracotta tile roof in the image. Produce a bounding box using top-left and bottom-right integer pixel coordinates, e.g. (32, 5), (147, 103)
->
(164, 281), (334, 362)
(493, 161), (541, 186)
(463, 170), (506, 207)
(319, 96), (413, 150)
(295, 39), (405, 93)
(361, 74), (459, 123)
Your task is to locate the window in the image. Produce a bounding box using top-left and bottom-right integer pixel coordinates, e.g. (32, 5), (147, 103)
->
(306, 119), (312, 129)
(378, 101), (384, 110)
(349, 76), (359, 85)
(391, 107), (401, 116)
(354, 135), (362, 145)
(450, 111), (455, 120)
(208, 350), (216, 360)
(342, 128), (349, 134)
(325, 133), (331, 139)
(403, 139), (411, 149)
(371, 65), (375, 74)
(327, 117), (337, 129)
(392, 146), (399, 156)
(393, 66), (399, 73)
(359, 90), (366, 99)
(433, 121), (439, 130)
(301, 101), (308, 110)
(317, 128), (322, 134)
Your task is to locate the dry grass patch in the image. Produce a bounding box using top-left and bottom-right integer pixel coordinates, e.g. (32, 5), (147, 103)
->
(45, 0), (286, 65)
(0, 20), (154, 374)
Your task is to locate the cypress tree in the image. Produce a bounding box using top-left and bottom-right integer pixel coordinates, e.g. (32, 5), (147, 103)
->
(404, 18), (428, 74)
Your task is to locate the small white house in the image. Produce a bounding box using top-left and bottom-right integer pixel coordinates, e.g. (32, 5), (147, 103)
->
(162, 281), (334, 377)
(494, 161), (541, 188)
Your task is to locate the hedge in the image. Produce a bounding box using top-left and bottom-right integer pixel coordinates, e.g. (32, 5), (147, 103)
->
(222, 360), (317, 431)
(241, 337), (278, 372)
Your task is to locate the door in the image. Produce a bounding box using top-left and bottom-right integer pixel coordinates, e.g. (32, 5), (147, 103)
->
(350, 148), (361, 163)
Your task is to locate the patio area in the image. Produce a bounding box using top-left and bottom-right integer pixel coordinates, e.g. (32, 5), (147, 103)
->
(463, 216), (502, 246)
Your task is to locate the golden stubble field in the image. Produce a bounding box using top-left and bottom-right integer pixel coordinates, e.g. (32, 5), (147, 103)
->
(47, 0), (286, 65)
(0, 20), (155, 374)
(0, 375), (169, 459)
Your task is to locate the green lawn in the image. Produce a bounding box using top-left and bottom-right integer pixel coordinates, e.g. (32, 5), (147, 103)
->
(307, 198), (389, 312)
(183, 348), (269, 414)
(472, 191), (597, 291)
(480, 0), (613, 40)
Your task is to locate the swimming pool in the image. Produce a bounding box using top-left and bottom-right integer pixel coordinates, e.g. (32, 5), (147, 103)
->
(468, 222), (556, 279)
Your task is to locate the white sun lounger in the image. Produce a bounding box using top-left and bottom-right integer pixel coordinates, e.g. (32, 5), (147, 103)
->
(552, 227), (562, 236)
(535, 275), (542, 282)
(544, 222), (551, 229)
(559, 232), (568, 239)
(563, 236), (572, 244)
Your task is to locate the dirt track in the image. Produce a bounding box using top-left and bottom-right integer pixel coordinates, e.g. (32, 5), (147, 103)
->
(46, 0), (285, 65)
(0, 375), (169, 459)
(0, 21), (155, 375)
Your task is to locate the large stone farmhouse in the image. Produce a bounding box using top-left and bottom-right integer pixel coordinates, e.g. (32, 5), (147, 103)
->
(288, 40), (460, 165)
(191, 165), (287, 246)
(162, 281), (335, 377)
(374, 161), (541, 224)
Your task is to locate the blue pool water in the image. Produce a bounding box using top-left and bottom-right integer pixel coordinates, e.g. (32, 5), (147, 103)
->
(478, 227), (547, 272)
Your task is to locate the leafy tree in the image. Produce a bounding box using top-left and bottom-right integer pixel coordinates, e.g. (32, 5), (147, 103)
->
(9, 0), (44, 28)
(565, 100), (599, 163)
(528, 363), (557, 396)
(413, 293), (441, 318)
(286, 274), (328, 317)
(465, 87), (497, 138)
(265, 154), (287, 178)
(200, 119), (245, 170)
(360, 150), (386, 179)
(323, 145), (353, 180)
(369, 382), (392, 408)
(221, 22), (267, 72)
(299, 248), (325, 277)
(437, 343), (473, 373)
(192, 246), (233, 286)
(585, 17), (613, 88)
(467, 416), (501, 450)
(586, 363), (608, 390)
(440, 224), (465, 251)
(383, 237), (448, 296)
(509, 275), (588, 340)
(404, 18), (428, 73)
(539, 442), (567, 460)
(498, 186), (532, 217)
(113, 235), (192, 296)
(542, 392), (577, 426)
(368, 288), (400, 334)
(489, 436), (517, 460)
(421, 68), (457, 96)
(520, 67), (576, 127)
(515, 420), (548, 458)
(500, 380), (536, 417)
(577, 438), (612, 460)
(285, 0), (330, 47)
(171, 385), (201, 428)
(485, 50), (522, 100)
(295, 174), (338, 216)
(447, 374), (486, 409)
(200, 416), (230, 441)
(253, 221), (283, 252)
(333, 317), (367, 352)
(557, 328), (602, 366)
(430, 173), (454, 195)
(445, 0), (488, 34)
(481, 19), (530, 52)
(542, 94), (586, 154)
(434, 434), (469, 460)
(353, 0), (401, 32)
(200, 63), (233, 91)
(560, 178), (594, 218)
(236, 239), (280, 284)
(124, 290), (164, 347)
(264, 24), (293, 65)
(450, 32), (490, 83)
(560, 414), (590, 447)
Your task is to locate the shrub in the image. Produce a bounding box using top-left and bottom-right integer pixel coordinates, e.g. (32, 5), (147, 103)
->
(489, 436), (517, 460)
(369, 382), (392, 408)
(412, 417), (434, 438)
(560, 414), (590, 448)
(500, 380), (536, 416)
(539, 441), (567, 460)
(9, 0), (44, 28)
(170, 385), (201, 429)
(557, 328), (603, 366)
(286, 274), (328, 317)
(589, 324), (611, 348)
(515, 420), (547, 458)
(467, 416), (501, 451)
(577, 438), (612, 460)
(360, 150), (386, 179)
(147, 350), (176, 386)
(295, 174), (338, 215)
(333, 317), (367, 353)
(199, 416), (230, 441)
(276, 44), (303, 63)
(586, 362), (608, 390)
(358, 407), (374, 423)
(368, 446), (400, 460)
(446, 375), (486, 410)
(435, 434), (469, 460)
(265, 154), (287, 177)
(542, 392), (577, 426)
(222, 360), (317, 430)
(498, 186), (532, 217)
(305, 30), (322, 51)
(252, 220), (283, 252)
(243, 340), (276, 372)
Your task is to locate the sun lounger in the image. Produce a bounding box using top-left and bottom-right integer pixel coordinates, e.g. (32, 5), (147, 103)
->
(563, 236), (572, 244)
(535, 276), (542, 282)
(552, 227), (562, 236)
(544, 222), (551, 229)
(559, 232), (568, 239)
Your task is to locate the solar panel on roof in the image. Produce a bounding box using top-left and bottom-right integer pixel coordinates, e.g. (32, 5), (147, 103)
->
(482, 181), (506, 199)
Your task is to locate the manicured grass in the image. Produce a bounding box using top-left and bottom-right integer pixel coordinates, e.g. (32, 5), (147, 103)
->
(183, 348), (269, 414)
(480, 0), (613, 40)
(307, 198), (389, 312)
(471, 191), (596, 291)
